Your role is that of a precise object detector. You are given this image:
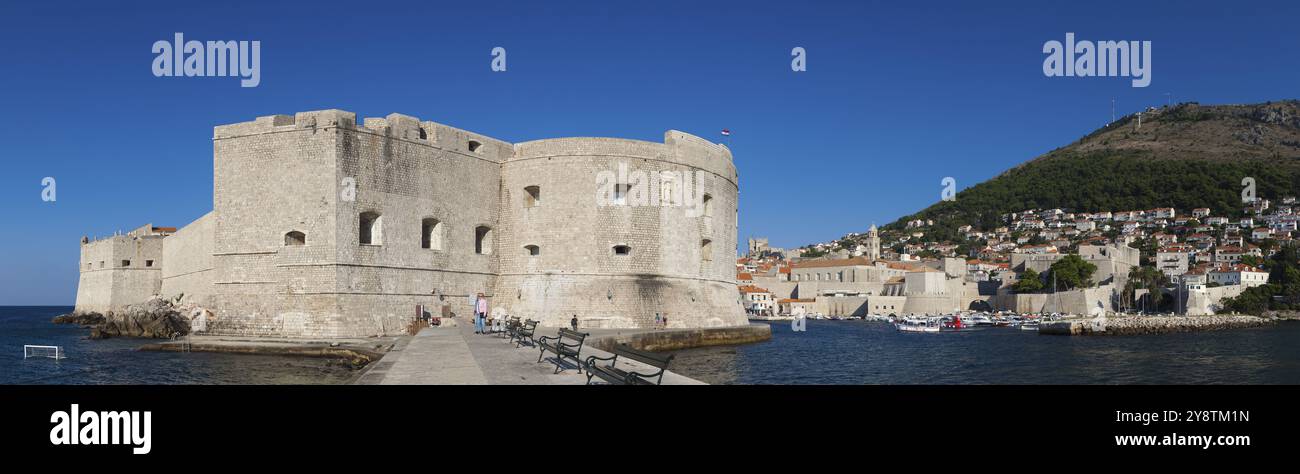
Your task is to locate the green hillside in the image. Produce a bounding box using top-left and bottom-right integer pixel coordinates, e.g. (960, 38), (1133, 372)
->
(887, 101), (1300, 233)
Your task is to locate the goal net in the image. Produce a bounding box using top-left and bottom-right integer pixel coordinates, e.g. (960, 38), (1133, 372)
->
(23, 345), (64, 360)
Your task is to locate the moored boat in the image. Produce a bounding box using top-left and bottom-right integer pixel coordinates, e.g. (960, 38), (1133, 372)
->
(895, 317), (941, 333)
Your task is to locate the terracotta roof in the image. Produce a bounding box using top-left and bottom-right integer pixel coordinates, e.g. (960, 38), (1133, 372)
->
(737, 272), (753, 281)
(790, 257), (875, 269)
(1212, 263), (1266, 273)
(738, 285), (770, 294)
(777, 298), (815, 304)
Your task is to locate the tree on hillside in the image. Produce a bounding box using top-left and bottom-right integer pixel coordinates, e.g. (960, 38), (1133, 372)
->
(1013, 268), (1043, 293)
(1045, 254), (1097, 291)
(1221, 284), (1278, 314)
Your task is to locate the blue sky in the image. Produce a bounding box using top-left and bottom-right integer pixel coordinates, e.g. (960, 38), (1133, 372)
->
(1, 0), (1296, 304)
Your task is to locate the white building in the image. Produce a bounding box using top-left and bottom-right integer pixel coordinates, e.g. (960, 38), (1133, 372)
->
(1208, 265), (1269, 288)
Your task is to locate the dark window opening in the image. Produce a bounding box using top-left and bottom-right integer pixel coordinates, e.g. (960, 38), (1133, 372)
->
(524, 245), (540, 256)
(468, 140), (482, 153)
(285, 231), (306, 246)
(421, 218), (442, 250)
(613, 245), (631, 256)
(360, 212), (382, 245)
(524, 186), (541, 208)
(475, 226), (493, 254)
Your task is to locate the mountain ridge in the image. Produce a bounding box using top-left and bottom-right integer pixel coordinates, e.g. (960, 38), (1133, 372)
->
(886, 100), (1300, 234)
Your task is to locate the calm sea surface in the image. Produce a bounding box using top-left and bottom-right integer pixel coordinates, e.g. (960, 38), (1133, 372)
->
(670, 319), (1300, 384)
(8, 306), (1298, 385)
(0, 306), (355, 385)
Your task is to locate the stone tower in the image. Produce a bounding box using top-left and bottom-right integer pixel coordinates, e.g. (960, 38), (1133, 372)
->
(74, 109), (749, 337)
(865, 224), (881, 261)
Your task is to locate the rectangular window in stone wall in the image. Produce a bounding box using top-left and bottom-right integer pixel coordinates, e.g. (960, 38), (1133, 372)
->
(360, 212), (382, 245)
(524, 186), (540, 208)
(121, 260), (131, 267)
(421, 218), (442, 250)
(475, 226), (493, 254)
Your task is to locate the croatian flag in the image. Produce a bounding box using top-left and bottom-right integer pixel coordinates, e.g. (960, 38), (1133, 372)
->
(721, 129), (731, 136)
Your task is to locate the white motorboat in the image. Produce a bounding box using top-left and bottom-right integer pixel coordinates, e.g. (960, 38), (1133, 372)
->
(895, 317), (941, 333)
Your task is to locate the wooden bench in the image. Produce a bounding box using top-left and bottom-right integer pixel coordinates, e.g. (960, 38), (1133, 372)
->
(584, 344), (675, 385)
(537, 328), (588, 374)
(511, 319), (538, 347)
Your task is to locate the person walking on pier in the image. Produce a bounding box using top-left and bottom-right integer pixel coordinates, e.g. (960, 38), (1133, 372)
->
(570, 314), (579, 331)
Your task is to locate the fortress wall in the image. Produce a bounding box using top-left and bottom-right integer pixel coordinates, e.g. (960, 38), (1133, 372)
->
(75, 235), (163, 313)
(822, 296), (869, 317)
(160, 212), (215, 305)
(1185, 286), (1247, 316)
(331, 113), (504, 334)
(866, 296), (907, 315)
(76, 238), (119, 313)
(901, 294), (959, 315)
(493, 274), (745, 328)
(80, 110), (752, 337)
(210, 110), (344, 337)
(497, 134), (746, 328)
(987, 285), (1117, 315)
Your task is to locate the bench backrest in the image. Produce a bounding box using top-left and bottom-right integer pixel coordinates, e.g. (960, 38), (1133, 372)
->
(613, 344), (674, 369)
(557, 328), (587, 344)
(522, 320), (537, 330)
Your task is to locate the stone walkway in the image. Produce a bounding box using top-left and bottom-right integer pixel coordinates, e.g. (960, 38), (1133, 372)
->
(353, 319), (706, 385)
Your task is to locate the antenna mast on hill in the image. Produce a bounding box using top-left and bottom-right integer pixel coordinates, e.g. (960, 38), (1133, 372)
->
(1110, 98), (1116, 125)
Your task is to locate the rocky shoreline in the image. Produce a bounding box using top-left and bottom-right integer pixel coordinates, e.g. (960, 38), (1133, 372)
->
(1041, 315), (1275, 336)
(52, 297), (190, 339)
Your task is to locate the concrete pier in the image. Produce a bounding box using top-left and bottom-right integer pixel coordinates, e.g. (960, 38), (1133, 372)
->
(350, 321), (750, 385)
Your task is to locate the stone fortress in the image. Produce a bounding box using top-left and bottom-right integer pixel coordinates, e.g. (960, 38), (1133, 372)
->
(74, 109), (748, 338)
